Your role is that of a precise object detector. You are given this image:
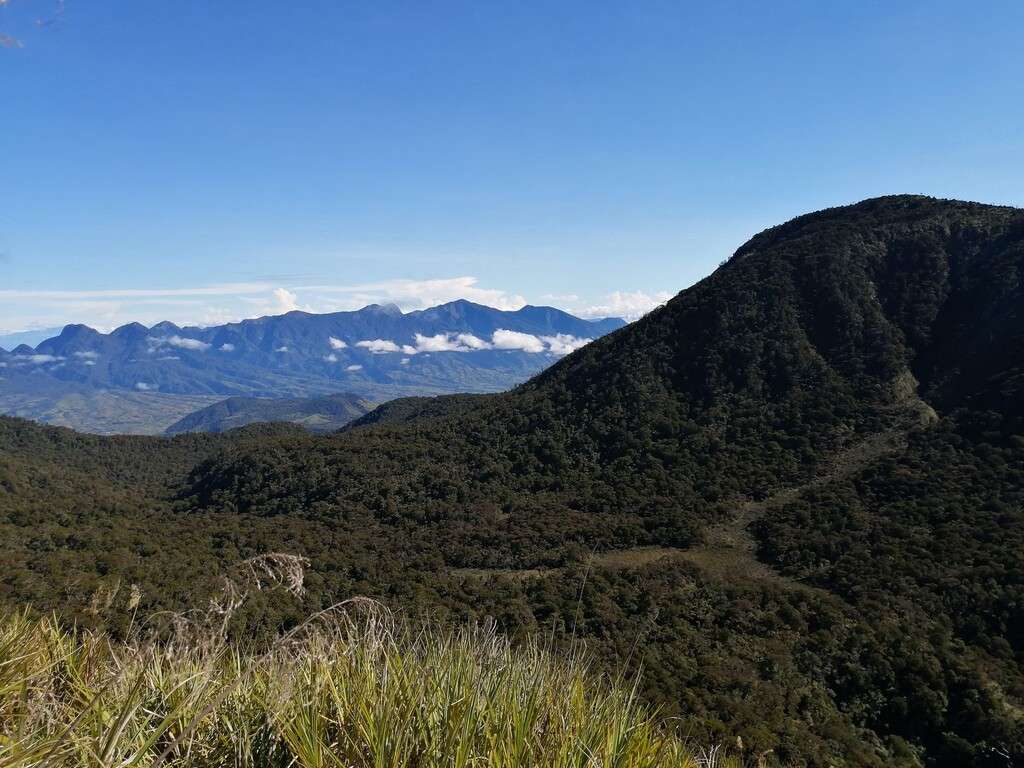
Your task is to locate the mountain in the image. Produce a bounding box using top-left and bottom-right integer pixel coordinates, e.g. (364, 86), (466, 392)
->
(165, 392), (375, 435)
(0, 301), (624, 433)
(28, 300), (625, 399)
(1, 196), (1022, 766)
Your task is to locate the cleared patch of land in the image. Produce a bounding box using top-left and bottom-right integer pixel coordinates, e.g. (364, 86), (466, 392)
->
(0, 388), (224, 435)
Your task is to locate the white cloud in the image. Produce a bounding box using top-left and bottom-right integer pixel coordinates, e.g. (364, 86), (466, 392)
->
(400, 358), (410, 365)
(401, 344), (418, 355)
(346, 364), (363, 372)
(73, 351), (99, 359)
(156, 355), (181, 361)
(328, 336), (347, 350)
(412, 333), (461, 353)
(491, 329), (546, 353)
(575, 290), (672, 321)
(541, 334), (593, 356)
(219, 343), (235, 352)
(83, 360), (96, 366)
(166, 335), (211, 351)
(485, 330), (590, 355)
(456, 333), (491, 350)
(410, 332), (492, 353)
(297, 276), (527, 313)
(272, 287), (299, 313)
(135, 382), (153, 391)
(542, 293), (581, 303)
(323, 353), (339, 363)
(274, 346), (289, 353)
(356, 339), (402, 354)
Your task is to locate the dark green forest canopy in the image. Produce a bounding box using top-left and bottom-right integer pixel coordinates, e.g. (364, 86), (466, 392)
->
(2, 196), (1023, 767)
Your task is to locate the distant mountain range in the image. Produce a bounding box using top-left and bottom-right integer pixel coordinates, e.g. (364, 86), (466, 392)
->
(0, 301), (624, 433)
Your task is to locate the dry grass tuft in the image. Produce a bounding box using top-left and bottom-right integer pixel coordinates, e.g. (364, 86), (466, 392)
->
(0, 555), (744, 767)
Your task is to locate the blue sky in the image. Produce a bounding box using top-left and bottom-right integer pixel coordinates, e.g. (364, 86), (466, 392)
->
(2, 1), (1023, 333)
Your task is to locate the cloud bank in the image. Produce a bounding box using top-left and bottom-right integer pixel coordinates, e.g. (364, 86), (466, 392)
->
(492, 329), (546, 353)
(166, 335), (211, 351)
(573, 290), (672, 321)
(356, 339), (403, 354)
(349, 330), (593, 357)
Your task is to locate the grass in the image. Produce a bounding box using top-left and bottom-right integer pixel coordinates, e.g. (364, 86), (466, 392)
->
(0, 557), (743, 768)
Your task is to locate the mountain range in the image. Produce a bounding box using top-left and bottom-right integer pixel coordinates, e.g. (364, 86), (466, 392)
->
(1, 196), (1022, 765)
(0, 301), (624, 433)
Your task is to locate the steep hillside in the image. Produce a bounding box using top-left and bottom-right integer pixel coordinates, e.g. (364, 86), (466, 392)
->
(2, 196), (1022, 766)
(165, 392), (375, 434)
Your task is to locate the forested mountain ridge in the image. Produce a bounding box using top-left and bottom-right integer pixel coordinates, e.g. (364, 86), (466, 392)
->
(2, 196), (1023, 766)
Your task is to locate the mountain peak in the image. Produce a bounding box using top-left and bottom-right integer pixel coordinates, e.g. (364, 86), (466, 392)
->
(150, 321), (181, 334)
(111, 322), (149, 337)
(362, 303), (403, 316)
(56, 324), (102, 341)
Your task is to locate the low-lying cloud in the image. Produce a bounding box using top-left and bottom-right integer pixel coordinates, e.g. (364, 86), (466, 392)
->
(352, 329), (593, 357)
(411, 332), (490, 353)
(356, 339), (403, 354)
(166, 335), (211, 351)
(299, 276), (528, 314)
(573, 290), (672, 321)
(491, 329), (546, 353)
(540, 333), (593, 355)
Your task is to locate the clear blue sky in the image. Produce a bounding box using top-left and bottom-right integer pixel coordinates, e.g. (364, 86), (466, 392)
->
(2, 0), (1023, 332)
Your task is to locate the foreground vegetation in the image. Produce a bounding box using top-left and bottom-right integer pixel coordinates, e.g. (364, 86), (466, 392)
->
(0, 562), (726, 768)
